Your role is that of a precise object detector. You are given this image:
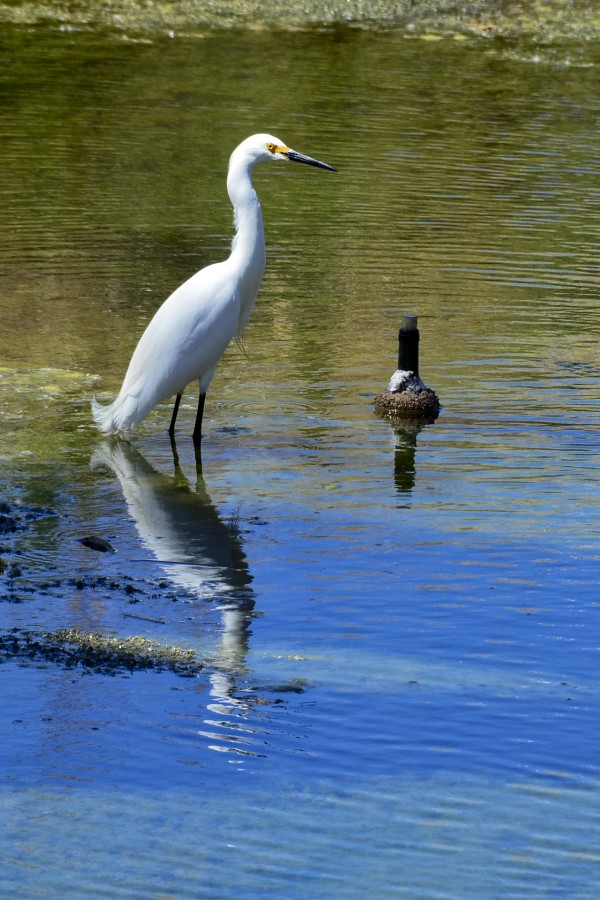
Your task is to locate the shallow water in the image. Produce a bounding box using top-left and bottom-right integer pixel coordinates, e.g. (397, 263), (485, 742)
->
(1, 22), (600, 898)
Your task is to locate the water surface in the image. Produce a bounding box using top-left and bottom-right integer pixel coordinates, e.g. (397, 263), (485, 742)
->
(1, 23), (600, 898)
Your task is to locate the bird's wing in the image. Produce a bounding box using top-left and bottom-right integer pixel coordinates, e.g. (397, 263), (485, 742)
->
(120, 261), (240, 404)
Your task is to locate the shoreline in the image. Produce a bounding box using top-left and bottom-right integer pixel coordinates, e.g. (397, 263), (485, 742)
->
(1, 1), (599, 42)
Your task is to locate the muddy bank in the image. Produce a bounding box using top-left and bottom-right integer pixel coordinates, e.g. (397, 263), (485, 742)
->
(1, 0), (599, 41)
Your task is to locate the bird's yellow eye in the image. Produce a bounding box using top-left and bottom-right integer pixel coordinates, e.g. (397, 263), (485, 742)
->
(266, 142), (276, 153)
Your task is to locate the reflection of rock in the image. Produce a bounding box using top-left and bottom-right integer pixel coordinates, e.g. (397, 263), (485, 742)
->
(392, 421), (421, 495)
(91, 440), (254, 670)
(376, 415), (436, 496)
(374, 369), (440, 420)
(374, 368), (439, 495)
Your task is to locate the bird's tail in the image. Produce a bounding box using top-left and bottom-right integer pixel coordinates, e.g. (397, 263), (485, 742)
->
(91, 396), (121, 435)
(92, 381), (162, 435)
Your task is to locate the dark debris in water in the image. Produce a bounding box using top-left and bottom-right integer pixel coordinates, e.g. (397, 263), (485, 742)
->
(0, 502), (176, 606)
(0, 505), (34, 602)
(0, 501), (59, 602)
(1, 561), (158, 606)
(0, 501), (57, 536)
(0, 627), (203, 677)
(78, 534), (117, 553)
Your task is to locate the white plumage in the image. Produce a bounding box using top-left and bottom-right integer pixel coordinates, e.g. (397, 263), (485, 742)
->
(92, 133), (336, 445)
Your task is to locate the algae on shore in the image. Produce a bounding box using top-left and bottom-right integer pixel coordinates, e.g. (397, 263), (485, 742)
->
(0, 0), (598, 42)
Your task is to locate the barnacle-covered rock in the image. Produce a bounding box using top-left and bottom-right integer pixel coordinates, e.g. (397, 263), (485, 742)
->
(374, 369), (440, 420)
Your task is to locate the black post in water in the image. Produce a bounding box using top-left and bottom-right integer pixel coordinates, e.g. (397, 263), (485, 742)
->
(375, 311), (439, 419)
(398, 313), (419, 376)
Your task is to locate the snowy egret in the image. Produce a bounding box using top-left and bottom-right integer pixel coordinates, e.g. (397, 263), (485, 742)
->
(92, 133), (336, 445)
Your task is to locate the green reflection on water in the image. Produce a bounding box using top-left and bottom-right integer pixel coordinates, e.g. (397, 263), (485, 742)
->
(0, 24), (597, 461)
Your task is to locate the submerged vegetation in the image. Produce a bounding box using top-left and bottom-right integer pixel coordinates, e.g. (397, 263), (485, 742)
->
(0, 626), (203, 676)
(0, 502), (197, 676)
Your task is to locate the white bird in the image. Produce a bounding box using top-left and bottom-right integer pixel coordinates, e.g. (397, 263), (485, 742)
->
(92, 133), (336, 445)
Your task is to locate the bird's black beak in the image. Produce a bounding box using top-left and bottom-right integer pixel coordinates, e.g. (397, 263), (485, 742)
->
(285, 149), (338, 172)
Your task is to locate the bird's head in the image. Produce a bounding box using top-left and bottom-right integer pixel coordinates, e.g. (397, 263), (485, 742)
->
(232, 133), (337, 172)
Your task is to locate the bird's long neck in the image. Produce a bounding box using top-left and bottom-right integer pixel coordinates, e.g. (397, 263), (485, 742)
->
(227, 160), (266, 280)
(226, 155), (267, 337)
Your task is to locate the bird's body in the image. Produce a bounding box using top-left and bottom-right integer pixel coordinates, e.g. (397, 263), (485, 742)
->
(92, 133), (335, 444)
(92, 257), (258, 435)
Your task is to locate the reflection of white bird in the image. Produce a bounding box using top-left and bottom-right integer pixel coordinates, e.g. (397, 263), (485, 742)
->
(92, 441), (252, 603)
(93, 438), (259, 758)
(92, 134), (336, 445)
(92, 439), (254, 669)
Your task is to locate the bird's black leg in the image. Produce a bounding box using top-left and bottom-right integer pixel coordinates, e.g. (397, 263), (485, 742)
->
(168, 432), (190, 488)
(193, 439), (203, 478)
(192, 392), (206, 446)
(168, 429), (181, 469)
(168, 393), (182, 437)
